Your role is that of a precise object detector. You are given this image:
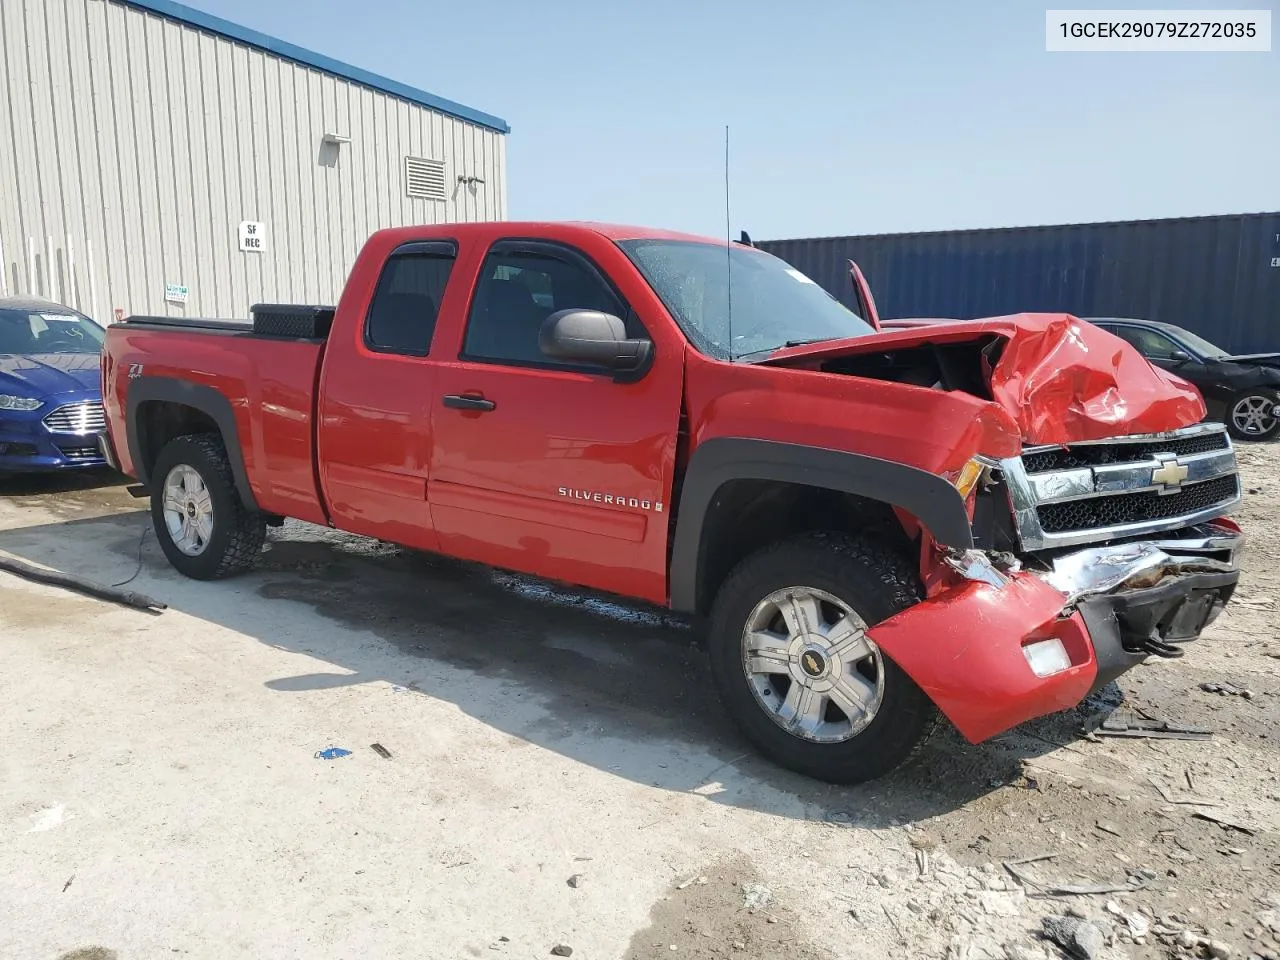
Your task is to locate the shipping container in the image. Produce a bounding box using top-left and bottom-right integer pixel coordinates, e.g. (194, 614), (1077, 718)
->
(759, 212), (1280, 355)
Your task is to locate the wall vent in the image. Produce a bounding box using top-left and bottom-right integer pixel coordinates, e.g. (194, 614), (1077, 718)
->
(404, 156), (448, 200)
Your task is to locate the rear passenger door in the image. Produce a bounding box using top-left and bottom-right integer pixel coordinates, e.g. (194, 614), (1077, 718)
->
(316, 240), (456, 549)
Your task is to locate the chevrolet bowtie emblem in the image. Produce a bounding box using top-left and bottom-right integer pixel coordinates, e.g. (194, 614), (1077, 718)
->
(1151, 458), (1189, 489)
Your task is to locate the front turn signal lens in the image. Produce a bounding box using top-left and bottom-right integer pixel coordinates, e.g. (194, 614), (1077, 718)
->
(951, 458), (988, 499)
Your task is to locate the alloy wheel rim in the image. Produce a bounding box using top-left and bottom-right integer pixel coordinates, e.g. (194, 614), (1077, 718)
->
(1231, 395), (1277, 436)
(740, 586), (885, 743)
(162, 464), (215, 557)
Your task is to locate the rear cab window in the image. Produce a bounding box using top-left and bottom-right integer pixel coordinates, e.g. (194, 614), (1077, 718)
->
(364, 240), (458, 357)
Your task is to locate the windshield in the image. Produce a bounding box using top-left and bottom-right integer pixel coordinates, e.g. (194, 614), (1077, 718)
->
(618, 240), (876, 360)
(1169, 326), (1230, 360)
(0, 307), (105, 355)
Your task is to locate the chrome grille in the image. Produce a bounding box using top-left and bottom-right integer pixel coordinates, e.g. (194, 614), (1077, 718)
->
(1037, 474), (1239, 533)
(42, 401), (106, 435)
(1002, 423), (1242, 551)
(1022, 430), (1229, 473)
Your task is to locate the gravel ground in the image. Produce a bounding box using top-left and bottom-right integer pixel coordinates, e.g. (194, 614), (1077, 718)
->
(0, 445), (1277, 960)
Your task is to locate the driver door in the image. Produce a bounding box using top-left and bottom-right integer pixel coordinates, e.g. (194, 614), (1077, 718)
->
(427, 238), (684, 604)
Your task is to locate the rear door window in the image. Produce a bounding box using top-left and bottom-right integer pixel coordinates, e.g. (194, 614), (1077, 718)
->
(364, 241), (457, 356)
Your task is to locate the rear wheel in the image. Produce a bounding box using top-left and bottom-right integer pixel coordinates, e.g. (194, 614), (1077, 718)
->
(707, 532), (937, 784)
(1227, 391), (1280, 442)
(150, 434), (265, 580)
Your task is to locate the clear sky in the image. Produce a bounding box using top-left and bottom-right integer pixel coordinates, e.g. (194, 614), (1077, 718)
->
(189, 0), (1277, 240)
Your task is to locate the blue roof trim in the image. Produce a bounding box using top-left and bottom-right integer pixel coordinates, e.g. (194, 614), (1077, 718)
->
(117, 0), (510, 133)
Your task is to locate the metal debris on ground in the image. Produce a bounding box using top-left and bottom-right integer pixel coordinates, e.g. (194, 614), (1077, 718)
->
(1094, 821), (1122, 837)
(1095, 713), (1212, 740)
(550, 945), (573, 957)
(1003, 856), (1149, 898)
(1192, 810), (1257, 835)
(1147, 775), (1224, 807)
(314, 747), (353, 760)
(370, 743), (392, 759)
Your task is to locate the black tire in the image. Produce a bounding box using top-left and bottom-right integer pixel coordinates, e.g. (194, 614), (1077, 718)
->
(149, 434), (266, 580)
(707, 532), (937, 784)
(1225, 390), (1280, 442)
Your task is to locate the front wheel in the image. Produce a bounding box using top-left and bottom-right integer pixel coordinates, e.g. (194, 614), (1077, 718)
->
(1227, 391), (1280, 442)
(150, 434), (266, 580)
(707, 532), (937, 784)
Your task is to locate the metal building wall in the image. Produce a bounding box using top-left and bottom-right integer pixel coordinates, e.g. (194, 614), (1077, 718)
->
(761, 213), (1280, 355)
(0, 0), (507, 323)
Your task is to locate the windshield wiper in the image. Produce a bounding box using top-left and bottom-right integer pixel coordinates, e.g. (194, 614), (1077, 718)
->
(733, 336), (838, 363)
(782, 337), (836, 348)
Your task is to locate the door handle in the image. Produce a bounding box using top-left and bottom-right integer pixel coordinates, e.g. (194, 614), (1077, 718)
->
(442, 394), (496, 412)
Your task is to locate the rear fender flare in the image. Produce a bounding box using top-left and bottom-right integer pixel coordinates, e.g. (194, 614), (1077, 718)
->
(669, 437), (973, 612)
(126, 376), (259, 512)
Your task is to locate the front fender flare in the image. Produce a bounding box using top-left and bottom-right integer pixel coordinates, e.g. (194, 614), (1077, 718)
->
(668, 437), (973, 613)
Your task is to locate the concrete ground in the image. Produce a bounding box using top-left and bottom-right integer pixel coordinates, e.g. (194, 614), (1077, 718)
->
(1, 447), (1277, 960)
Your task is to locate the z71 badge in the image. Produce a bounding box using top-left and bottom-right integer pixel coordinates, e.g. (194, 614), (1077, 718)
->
(558, 487), (664, 512)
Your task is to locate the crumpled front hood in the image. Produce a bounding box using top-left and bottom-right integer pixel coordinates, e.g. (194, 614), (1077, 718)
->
(0, 352), (102, 399)
(756, 313), (1206, 446)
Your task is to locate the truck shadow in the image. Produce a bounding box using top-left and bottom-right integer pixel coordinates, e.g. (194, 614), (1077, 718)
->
(0, 509), (1102, 827)
(0, 468), (127, 498)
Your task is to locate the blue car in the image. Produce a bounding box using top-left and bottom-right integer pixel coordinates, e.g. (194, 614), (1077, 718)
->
(0, 296), (109, 475)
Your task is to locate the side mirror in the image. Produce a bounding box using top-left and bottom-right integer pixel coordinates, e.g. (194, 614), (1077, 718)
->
(539, 309), (652, 376)
(1168, 349), (1191, 364)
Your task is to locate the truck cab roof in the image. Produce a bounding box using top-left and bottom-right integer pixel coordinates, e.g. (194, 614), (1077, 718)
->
(367, 220), (736, 248)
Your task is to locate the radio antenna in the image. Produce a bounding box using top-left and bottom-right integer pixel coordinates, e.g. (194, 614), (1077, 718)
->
(724, 124), (733, 359)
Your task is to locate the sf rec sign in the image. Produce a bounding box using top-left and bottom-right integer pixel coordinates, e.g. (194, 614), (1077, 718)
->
(238, 221), (267, 252)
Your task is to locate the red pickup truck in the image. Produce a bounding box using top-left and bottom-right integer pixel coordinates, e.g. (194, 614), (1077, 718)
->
(100, 221), (1244, 783)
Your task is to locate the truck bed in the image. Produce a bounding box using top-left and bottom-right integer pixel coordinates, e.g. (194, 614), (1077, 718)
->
(103, 306), (334, 525)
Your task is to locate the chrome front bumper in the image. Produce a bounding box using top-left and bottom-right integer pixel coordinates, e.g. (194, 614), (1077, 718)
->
(948, 522), (1242, 694)
(1038, 524), (1242, 685)
(1040, 523), (1241, 606)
